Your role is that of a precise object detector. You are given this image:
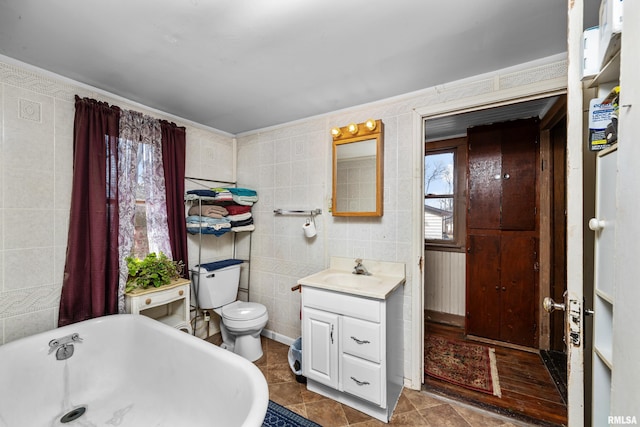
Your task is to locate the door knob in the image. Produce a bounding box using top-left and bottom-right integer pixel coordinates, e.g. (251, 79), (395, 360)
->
(543, 297), (565, 313)
(588, 218), (606, 231)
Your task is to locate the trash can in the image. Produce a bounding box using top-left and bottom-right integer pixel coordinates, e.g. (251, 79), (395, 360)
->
(288, 337), (306, 383)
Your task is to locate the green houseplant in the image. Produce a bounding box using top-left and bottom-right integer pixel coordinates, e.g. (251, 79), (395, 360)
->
(125, 252), (184, 293)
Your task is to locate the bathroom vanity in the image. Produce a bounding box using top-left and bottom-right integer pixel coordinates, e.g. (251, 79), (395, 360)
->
(298, 257), (405, 423)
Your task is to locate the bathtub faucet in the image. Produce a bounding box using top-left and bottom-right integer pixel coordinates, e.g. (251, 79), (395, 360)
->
(48, 333), (83, 361)
(353, 258), (371, 275)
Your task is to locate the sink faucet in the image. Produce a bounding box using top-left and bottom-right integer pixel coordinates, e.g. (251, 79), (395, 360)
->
(353, 258), (371, 275)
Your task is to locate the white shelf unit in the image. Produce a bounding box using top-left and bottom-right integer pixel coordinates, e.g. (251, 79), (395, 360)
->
(184, 193), (254, 313)
(590, 118), (618, 427)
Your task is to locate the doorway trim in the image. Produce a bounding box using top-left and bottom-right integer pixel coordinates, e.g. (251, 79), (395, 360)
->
(410, 61), (567, 390)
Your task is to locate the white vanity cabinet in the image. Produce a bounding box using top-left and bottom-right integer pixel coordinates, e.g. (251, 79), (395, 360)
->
(301, 284), (403, 423)
(125, 278), (192, 334)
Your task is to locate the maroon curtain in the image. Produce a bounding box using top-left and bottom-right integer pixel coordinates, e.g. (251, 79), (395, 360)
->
(160, 121), (189, 278)
(59, 96), (121, 326)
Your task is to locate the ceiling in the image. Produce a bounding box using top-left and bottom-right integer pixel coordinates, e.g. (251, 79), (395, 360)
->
(0, 1), (593, 135)
(425, 96), (559, 141)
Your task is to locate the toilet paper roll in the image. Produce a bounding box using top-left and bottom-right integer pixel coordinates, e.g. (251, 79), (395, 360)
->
(303, 221), (317, 238)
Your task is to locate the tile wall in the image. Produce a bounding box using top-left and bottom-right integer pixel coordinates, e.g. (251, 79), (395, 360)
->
(0, 58), (234, 344)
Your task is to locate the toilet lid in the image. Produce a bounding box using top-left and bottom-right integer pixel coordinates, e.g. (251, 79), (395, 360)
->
(222, 302), (267, 321)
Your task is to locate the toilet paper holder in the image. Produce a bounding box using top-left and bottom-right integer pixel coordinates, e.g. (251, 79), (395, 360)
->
(274, 208), (322, 237)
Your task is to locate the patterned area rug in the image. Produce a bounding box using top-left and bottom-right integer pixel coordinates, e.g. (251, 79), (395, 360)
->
(262, 400), (321, 427)
(425, 335), (501, 397)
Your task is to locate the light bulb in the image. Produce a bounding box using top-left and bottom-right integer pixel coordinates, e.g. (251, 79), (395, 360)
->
(348, 123), (359, 134)
(365, 119), (377, 131)
(330, 127), (342, 138)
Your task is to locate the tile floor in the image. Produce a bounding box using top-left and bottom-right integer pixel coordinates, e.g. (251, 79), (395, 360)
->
(208, 335), (537, 426)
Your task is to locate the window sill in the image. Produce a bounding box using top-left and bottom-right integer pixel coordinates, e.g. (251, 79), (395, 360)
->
(424, 242), (465, 253)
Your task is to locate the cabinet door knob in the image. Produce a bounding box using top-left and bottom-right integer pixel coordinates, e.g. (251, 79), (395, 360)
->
(145, 298), (152, 305)
(179, 290), (184, 296)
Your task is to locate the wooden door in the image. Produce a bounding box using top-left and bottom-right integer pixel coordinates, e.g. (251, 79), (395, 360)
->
(468, 119), (538, 231)
(468, 128), (502, 230)
(466, 118), (539, 348)
(466, 233), (501, 340)
(500, 122), (537, 230)
(499, 234), (537, 346)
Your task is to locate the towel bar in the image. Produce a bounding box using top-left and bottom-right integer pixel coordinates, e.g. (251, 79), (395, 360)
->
(273, 209), (322, 216)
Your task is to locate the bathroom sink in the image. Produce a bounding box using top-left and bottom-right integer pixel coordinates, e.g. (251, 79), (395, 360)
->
(321, 273), (382, 287)
(298, 257), (406, 299)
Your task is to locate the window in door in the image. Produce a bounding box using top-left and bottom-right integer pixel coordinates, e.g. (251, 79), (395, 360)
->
(424, 137), (466, 251)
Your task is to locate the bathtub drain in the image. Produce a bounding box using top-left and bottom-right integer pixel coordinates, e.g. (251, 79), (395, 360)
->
(60, 406), (86, 423)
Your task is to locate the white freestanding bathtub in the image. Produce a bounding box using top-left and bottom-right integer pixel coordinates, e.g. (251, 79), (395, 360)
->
(0, 314), (268, 427)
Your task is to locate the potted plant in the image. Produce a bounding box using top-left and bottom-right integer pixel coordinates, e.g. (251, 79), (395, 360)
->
(125, 252), (184, 293)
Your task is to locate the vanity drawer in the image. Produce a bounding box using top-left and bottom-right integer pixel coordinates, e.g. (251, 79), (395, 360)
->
(341, 353), (382, 405)
(342, 316), (381, 363)
(302, 287), (380, 322)
(140, 286), (187, 309)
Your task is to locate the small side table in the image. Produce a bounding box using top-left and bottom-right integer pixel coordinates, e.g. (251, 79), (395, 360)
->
(125, 278), (192, 334)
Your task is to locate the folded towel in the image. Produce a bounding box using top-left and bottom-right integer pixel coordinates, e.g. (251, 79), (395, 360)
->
(230, 217), (253, 227)
(186, 189), (217, 197)
(187, 227), (230, 236)
(186, 222), (231, 231)
(225, 204), (252, 215)
(227, 212), (252, 222)
(231, 224), (255, 232)
(225, 187), (257, 197)
(188, 205), (229, 217)
(232, 194), (258, 206)
(186, 215), (231, 225)
(214, 194), (233, 202)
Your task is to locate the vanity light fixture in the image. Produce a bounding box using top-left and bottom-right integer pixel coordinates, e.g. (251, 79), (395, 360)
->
(330, 119), (382, 140)
(364, 118), (377, 131)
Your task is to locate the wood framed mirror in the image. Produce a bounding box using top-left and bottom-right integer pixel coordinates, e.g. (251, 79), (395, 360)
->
(331, 119), (384, 216)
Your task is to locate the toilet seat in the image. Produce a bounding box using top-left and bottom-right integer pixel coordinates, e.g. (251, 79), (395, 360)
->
(222, 301), (267, 321)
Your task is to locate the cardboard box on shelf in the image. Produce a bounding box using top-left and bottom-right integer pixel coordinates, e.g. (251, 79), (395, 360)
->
(598, 0), (623, 69)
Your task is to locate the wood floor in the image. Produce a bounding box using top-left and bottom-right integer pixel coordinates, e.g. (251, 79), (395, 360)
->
(424, 322), (568, 426)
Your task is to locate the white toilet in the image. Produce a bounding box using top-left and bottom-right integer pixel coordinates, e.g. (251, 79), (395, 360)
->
(194, 259), (268, 362)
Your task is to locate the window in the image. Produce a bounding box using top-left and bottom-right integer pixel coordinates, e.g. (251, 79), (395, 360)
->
(132, 143), (153, 259)
(424, 137), (466, 251)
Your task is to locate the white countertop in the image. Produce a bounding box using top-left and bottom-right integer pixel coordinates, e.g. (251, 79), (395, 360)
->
(298, 257), (405, 300)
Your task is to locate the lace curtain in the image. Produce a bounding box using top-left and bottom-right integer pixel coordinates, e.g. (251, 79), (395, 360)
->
(117, 110), (173, 313)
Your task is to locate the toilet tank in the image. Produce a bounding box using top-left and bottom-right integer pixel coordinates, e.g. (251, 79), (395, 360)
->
(193, 259), (244, 309)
